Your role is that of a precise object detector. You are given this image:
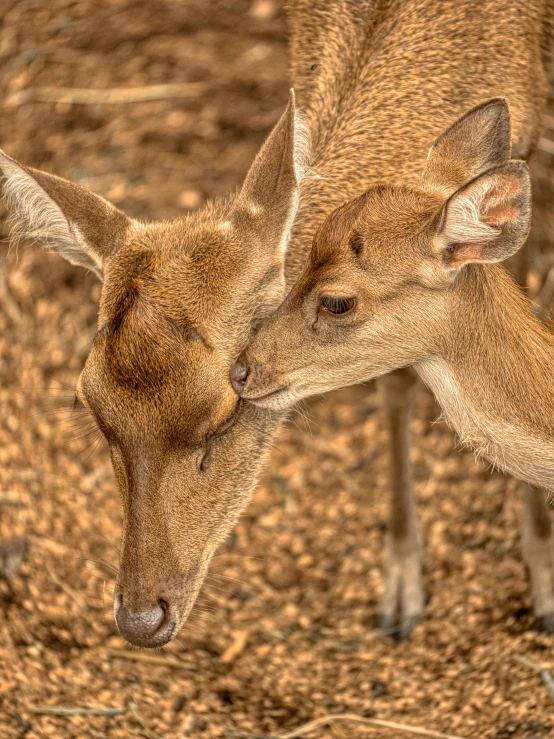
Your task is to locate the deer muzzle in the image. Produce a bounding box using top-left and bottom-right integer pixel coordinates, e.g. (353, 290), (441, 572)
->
(114, 591), (176, 648)
(230, 355), (296, 409)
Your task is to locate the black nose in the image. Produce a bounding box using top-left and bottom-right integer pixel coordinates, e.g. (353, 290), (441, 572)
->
(230, 360), (249, 394)
(115, 594), (176, 647)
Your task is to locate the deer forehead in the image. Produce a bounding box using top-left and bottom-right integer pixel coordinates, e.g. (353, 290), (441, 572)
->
(82, 335), (237, 446)
(314, 185), (442, 258)
(87, 282), (237, 441)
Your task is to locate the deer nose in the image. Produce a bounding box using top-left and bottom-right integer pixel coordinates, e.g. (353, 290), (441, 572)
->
(230, 359), (249, 394)
(115, 594), (176, 647)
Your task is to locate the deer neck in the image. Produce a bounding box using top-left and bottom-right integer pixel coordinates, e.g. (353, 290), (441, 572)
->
(284, 0), (550, 285)
(415, 265), (554, 490)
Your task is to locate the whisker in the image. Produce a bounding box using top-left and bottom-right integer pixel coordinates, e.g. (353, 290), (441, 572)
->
(211, 554), (265, 562)
(97, 533), (120, 555)
(80, 434), (104, 464)
(206, 573), (253, 589)
(70, 432), (103, 462)
(78, 556), (119, 577)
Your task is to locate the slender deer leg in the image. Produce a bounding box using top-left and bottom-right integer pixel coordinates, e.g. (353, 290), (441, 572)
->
(521, 484), (554, 633)
(377, 367), (424, 640)
(507, 246), (554, 632)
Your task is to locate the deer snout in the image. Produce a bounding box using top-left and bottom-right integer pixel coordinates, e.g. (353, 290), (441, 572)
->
(229, 355), (292, 409)
(229, 358), (250, 394)
(114, 592), (176, 648)
(230, 355), (274, 397)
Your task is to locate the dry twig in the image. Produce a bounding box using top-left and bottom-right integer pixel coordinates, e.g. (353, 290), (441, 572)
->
(129, 701), (165, 739)
(538, 136), (554, 155)
(0, 263), (22, 326)
(220, 629), (249, 664)
(514, 653), (554, 698)
(5, 82), (208, 107)
(106, 647), (196, 670)
(27, 705), (125, 716)
(233, 713), (466, 739)
(28, 534), (73, 556)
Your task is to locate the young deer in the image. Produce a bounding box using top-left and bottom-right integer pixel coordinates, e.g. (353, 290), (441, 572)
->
(1, 0), (553, 646)
(235, 99), (554, 629)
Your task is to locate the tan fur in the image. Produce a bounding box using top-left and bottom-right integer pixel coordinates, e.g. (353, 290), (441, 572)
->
(242, 151), (554, 481)
(241, 101), (554, 632)
(1, 1), (554, 644)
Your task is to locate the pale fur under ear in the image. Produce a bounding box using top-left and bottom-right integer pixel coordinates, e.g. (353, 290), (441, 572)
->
(0, 150), (131, 280)
(436, 161), (531, 270)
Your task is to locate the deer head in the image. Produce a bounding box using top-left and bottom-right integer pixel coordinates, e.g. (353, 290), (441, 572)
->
(0, 91), (309, 647)
(233, 99), (531, 408)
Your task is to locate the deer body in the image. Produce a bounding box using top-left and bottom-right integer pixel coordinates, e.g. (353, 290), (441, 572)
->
(1, 0), (554, 644)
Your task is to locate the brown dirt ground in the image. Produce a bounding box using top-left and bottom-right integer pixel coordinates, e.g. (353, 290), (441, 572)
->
(1, 1), (554, 738)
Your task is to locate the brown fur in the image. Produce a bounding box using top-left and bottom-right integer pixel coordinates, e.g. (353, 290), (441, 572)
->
(1, 0), (554, 644)
(241, 100), (554, 631)
(242, 155), (554, 483)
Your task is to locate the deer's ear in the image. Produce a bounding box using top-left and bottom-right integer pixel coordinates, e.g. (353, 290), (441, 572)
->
(0, 150), (131, 280)
(435, 161), (531, 270)
(422, 98), (511, 193)
(234, 88), (310, 259)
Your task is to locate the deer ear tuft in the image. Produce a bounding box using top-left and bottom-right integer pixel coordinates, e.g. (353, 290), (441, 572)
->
(435, 161), (531, 271)
(0, 150), (131, 280)
(235, 88), (311, 259)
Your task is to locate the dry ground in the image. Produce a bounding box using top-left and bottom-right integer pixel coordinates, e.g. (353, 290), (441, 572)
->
(1, 1), (554, 738)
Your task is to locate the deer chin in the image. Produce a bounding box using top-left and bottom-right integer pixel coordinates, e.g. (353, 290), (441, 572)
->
(245, 384), (297, 410)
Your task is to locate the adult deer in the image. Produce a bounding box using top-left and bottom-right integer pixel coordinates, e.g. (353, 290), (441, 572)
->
(1, 0), (553, 646)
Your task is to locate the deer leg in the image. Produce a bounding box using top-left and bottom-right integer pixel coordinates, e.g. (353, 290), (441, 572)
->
(521, 484), (554, 633)
(510, 246), (554, 632)
(377, 367), (424, 640)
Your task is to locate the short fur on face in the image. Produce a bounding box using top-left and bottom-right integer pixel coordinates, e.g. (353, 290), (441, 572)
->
(239, 101), (532, 409)
(0, 92), (310, 641)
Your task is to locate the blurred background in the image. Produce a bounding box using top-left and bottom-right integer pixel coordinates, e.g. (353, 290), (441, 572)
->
(1, 1), (554, 737)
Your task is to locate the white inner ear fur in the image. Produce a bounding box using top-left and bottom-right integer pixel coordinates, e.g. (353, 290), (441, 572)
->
(275, 109), (312, 257)
(442, 177), (501, 246)
(0, 154), (102, 278)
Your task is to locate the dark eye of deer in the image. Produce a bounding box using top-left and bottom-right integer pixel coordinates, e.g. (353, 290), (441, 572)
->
(320, 296), (356, 315)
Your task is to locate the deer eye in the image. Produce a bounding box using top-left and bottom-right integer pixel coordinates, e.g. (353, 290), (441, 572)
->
(319, 296), (356, 315)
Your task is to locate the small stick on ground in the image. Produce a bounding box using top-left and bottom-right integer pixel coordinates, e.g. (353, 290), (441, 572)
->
(28, 534), (74, 556)
(514, 653), (554, 698)
(27, 705), (125, 716)
(5, 82), (208, 107)
(220, 629), (249, 664)
(106, 648), (196, 670)
(129, 701), (165, 739)
(234, 714), (467, 739)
